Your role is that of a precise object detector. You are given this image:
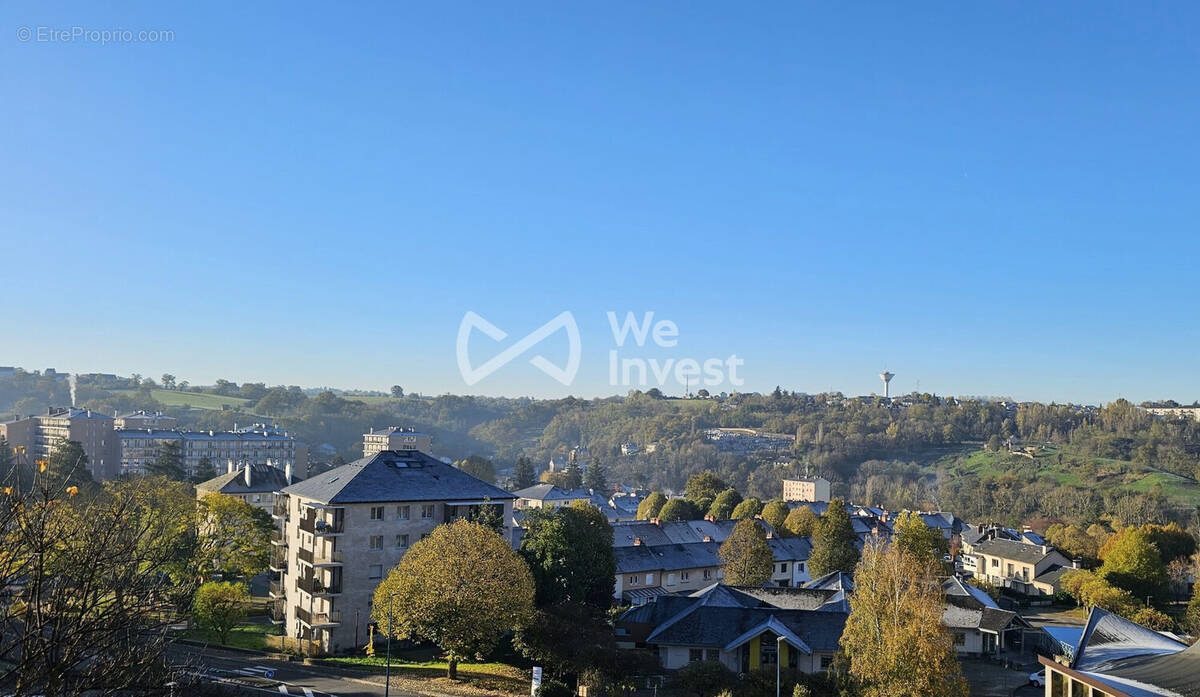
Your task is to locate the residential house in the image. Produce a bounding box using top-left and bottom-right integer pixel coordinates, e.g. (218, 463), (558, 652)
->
(196, 460), (299, 513)
(971, 538), (1073, 596)
(270, 449), (515, 655)
(616, 584), (848, 674)
(1037, 607), (1196, 697)
(941, 577), (1037, 656)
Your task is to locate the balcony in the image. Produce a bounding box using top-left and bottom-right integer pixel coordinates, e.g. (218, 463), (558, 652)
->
(268, 580), (285, 598)
(314, 549), (343, 566)
(299, 516), (343, 536)
(269, 548), (288, 571)
(297, 547), (313, 565)
(295, 575), (341, 596)
(272, 497), (290, 520)
(295, 607), (342, 627)
(270, 528), (288, 546)
(268, 600), (286, 624)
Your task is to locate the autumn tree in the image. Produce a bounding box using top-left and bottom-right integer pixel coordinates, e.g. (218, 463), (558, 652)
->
(637, 492), (667, 520)
(374, 520), (535, 679)
(658, 498), (698, 522)
(718, 518), (773, 585)
(809, 499), (860, 576)
(1099, 526), (1169, 602)
(193, 581), (250, 644)
(684, 471), (727, 512)
(730, 497), (763, 520)
(196, 492), (273, 579)
(891, 511), (947, 565)
(783, 506), (819, 538)
(457, 455), (496, 484)
(760, 498), (790, 532)
(707, 488), (743, 519)
(840, 540), (967, 697)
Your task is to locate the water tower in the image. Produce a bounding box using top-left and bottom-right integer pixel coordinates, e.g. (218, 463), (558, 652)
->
(879, 371), (895, 398)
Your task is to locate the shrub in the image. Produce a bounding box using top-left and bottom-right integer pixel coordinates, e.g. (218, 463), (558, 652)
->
(670, 660), (738, 697)
(536, 678), (574, 697)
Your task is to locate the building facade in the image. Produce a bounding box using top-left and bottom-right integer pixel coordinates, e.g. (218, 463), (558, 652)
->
(196, 460), (299, 512)
(362, 427), (432, 457)
(782, 477), (831, 503)
(0, 408), (118, 480)
(269, 449), (515, 654)
(116, 423), (304, 477)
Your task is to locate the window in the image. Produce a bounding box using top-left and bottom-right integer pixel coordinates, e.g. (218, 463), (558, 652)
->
(953, 633), (966, 646)
(667, 573), (676, 586)
(689, 649), (703, 663)
(628, 575), (639, 586)
(369, 564), (382, 579)
(820, 655), (833, 670)
(369, 535), (383, 549)
(703, 569), (712, 580)
(397, 505), (410, 520)
(680, 571), (690, 581)
(760, 640), (777, 666)
(421, 504), (435, 518)
(396, 534), (409, 548)
(779, 563), (788, 573)
(705, 649), (719, 661)
(370, 506), (385, 520)
(645, 573), (654, 584)
(991, 558), (999, 568)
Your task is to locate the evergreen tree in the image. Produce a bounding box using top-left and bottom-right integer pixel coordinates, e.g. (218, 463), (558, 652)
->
(809, 498), (860, 576)
(520, 501), (615, 607)
(191, 456), (217, 484)
(584, 457), (608, 492)
(147, 440), (185, 480)
(718, 518), (773, 585)
(513, 456), (536, 490)
(563, 460), (583, 489)
(46, 439), (94, 490)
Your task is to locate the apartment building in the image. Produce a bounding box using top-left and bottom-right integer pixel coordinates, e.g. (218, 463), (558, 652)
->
(0, 407), (118, 480)
(196, 460), (299, 512)
(362, 427), (432, 457)
(972, 537), (1072, 596)
(113, 411), (178, 430)
(782, 476), (831, 503)
(115, 424), (303, 477)
(269, 449), (515, 655)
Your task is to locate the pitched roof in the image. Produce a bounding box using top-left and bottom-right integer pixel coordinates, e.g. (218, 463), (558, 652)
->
(805, 571), (855, 592)
(1069, 608), (1197, 697)
(1072, 608), (1188, 672)
(972, 537), (1059, 565)
(196, 462), (299, 495)
(280, 450), (515, 504)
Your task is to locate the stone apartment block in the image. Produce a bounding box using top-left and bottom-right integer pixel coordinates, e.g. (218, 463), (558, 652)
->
(362, 427), (432, 457)
(781, 476), (831, 503)
(269, 450), (515, 655)
(116, 424), (303, 477)
(0, 407), (118, 480)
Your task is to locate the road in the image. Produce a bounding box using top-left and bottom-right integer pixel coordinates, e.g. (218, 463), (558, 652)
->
(168, 643), (415, 697)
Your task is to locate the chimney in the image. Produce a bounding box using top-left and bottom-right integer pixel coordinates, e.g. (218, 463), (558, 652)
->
(227, 459), (234, 474)
(704, 514), (716, 522)
(633, 537), (642, 546)
(703, 535), (713, 542)
(244, 464), (252, 487)
(650, 518), (661, 526)
(285, 461), (293, 485)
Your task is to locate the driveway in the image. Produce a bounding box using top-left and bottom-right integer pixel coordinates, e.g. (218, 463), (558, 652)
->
(960, 658), (1038, 697)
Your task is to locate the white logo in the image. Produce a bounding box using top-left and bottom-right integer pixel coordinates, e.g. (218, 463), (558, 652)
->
(456, 311), (581, 386)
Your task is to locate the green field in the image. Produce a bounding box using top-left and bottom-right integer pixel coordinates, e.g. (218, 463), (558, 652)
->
(178, 621), (279, 651)
(933, 446), (1200, 507)
(113, 388), (253, 411)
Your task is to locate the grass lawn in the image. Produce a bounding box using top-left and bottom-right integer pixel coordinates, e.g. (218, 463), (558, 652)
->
(111, 388), (254, 411)
(322, 647), (529, 694)
(179, 621), (279, 651)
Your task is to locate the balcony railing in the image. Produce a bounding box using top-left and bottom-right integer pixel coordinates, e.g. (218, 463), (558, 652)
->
(295, 575), (341, 596)
(270, 528), (288, 546)
(268, 600), (286, 624)
(272, 498), (289, 520)
(297, 548), (314, 565)
(314, 549), (343, 565)
(298, 516), (343, 535)
(295, 607), (342, 626)
(269, 580), (285, 598)
(269, 548), (288, 571)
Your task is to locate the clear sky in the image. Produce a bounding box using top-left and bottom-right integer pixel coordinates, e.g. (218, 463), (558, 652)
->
(3, 2), (1198, 403)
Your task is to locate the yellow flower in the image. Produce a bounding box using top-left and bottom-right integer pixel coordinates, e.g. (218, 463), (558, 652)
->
(36, 459), (47, 472)
(66, 486), (79, 498)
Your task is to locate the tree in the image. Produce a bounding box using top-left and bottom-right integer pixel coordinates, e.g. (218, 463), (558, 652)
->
(1060, 570), (1141, 616)
(161, 374), (176, 390)
(986, 435), (1002, 452)
(707, 488), (743, 519)
(390, 385), (405, 398)
(192, 456), (217, 483)
(45, 438), (93, 490)
(563, 459), (584, 489)
(196, 492), (273, 579)
(1185, 584), (1200, 635)
(657, 498), (698, 522)
(684, 471), (727, 512)
(637, 492), (667, 520)
(669, 661), (737, 697)
(512, 456), (536, 490)
(193, 581), (249, 644)
(760, 498), (790, 532)
(1144, 523), (1197, 564)
(891, 511), (947, 565)
(840, 540), (967, 697)
(809, 499), (860, 576)
(520, 501), (616, 607)
(457, 455), (496, 484)
(148, 440), (186, 480)
(730, 497), (763, 520)
(1099, 527), (1169, 602)
(584, 457), (608, 492)
(718, 518), (773, 585)
(374, 520), (535, 679)
(1131, 607), (1175, 632)
(783, 506), (819, 538)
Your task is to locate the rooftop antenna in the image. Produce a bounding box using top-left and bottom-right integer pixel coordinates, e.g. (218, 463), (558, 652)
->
(879, 371), (895, 398)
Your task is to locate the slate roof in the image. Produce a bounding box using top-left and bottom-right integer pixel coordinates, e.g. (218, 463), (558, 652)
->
(1034, 564), (1072, 588)
(196, 462), (300, 495)
(615, 542), (721, 574)
(280, 450), (515, 504)
(805, 571), (855, 592)
(628, 585), (848, 653)
(1069, 608), (1197, 697)
(512, 483), (589, 501)
(972, 537), (1058, 565)
(612, 519), (775, 547)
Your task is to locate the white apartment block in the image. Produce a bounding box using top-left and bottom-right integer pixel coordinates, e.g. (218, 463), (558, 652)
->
(269, 449), (515, 655)
(362, 427), (432, 457)
(782, 476), (831, 503)
(116, 423), (303, 477)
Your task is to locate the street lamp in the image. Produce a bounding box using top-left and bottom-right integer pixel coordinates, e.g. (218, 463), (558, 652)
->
(775, 635), (785, 697)
(384, 591), (400, 697)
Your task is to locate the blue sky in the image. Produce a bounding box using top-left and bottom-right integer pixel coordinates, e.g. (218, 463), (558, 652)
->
(2, 2), (1198, 403)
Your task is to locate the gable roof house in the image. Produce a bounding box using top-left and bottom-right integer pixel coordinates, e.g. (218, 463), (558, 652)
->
(196, 460), (300, 512)
(617, 584), (849, 675)
(971, 537), (1074, 596)
(941, 577), (1039, 657)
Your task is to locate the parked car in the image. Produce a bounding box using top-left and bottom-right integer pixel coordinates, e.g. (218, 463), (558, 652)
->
(1029, 670), (1046, 687)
